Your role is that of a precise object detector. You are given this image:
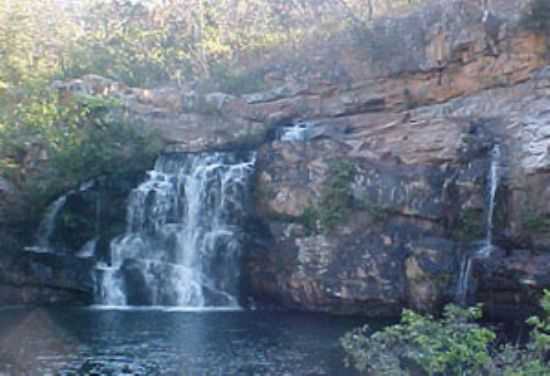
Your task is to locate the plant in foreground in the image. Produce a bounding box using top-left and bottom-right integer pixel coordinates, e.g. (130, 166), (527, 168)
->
(342, 291), (550, 376)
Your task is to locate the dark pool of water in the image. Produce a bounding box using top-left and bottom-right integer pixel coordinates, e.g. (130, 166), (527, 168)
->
(0, 307), (381, 376)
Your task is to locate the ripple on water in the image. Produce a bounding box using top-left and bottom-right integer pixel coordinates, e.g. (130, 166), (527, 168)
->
(0, 308), (381, 376)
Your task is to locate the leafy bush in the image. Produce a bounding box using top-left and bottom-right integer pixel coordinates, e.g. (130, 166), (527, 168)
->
(30, 118), (161, 208)
(318, 160), (356, 231)
(342, 293), (550, 376)
(523, 214), (550, 234)
(207, 65), (267, 95)
(342, 304), (495, 376)
(301, 206), (319, 235)
(0, 89), (162, 211)
(300, 160), (356, 234)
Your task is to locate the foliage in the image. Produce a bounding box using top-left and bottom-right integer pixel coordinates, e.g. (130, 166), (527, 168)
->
(342, 304), (495, 376)
(0, 0), (79, 90)
(62, 0), (176, 87)
(528, 290), (550, 354)
(342, 292), (550, 376)
(301, 160), (356, 233)
(523, 214), (550, 234)
(0, 90), (162, 211)
(0, 0), (434, 224)
(0, 0), (431, 92)
(207, 65), (267, 95)
(301, 206), (319, 236)
(453, 208), (485, 242)
(319, 160), (356, 231)
(32, 118), (161, 208)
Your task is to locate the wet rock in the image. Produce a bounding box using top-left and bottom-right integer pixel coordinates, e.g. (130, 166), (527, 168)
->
(474, 249), (550, 320)
(49, 173), (143, 260)
(0, 249), (94, 305)
(0, 177), (23, 224)
(405, 238), (459, 313)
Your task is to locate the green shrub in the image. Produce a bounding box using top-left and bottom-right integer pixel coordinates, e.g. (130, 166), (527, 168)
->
(301, 206), (320, 235)
(28, 118), (161, 209)
(342, 304), (495, 376)
(523, 214), (550, 234)
(298, 160), (356, 234)
(342, 292), (550, 376)
(0, 89), (162, 212)
(207, 65), (267, 95)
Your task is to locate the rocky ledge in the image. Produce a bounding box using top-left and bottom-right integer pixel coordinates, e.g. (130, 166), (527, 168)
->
(0, 249), (94, 305)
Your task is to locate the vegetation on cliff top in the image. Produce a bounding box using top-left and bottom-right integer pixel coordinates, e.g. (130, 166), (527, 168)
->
(0, 0), (547, 222)
(0, 0), (426, 92)
(342, 291), (550, 375)
(0, 90), (162, 211)
(0, 0), (428, 209)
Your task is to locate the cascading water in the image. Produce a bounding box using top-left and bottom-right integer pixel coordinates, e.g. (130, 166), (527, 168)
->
(279, 121), (312, 142)
(456, 144), (501, 305)
(31, 180), (95, 254)
(96, 152), (256, 308)
(34, 195), (68, 253)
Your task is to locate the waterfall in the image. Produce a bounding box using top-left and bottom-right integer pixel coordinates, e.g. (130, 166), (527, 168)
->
(96, 152), (256, 308)
(34, 194), (69, 252)
(485, 144), (501, 247)
(456, 145), (501, 305)
(279, 121), (312, 142)
(31, 180), (95, 254)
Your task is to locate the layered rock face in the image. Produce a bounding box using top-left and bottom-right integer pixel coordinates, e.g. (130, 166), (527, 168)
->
(2, 0), (550, 316)
(246, 127), (482, 313)
(243, 0), (550, 317)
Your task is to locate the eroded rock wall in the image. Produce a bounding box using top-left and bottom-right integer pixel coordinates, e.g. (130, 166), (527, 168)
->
(243, 0), (550, 316)
(0, 249), (94, 305)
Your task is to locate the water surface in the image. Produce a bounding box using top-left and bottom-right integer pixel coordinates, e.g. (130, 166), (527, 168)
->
(0, 307), (377, 375)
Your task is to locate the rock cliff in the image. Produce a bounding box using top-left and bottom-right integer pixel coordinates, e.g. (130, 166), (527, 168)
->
(1, 0), (550, 317)
(0, 248), (94, 305)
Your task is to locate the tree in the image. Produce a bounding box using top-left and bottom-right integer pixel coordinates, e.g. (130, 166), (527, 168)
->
(0, 0), (80, 88)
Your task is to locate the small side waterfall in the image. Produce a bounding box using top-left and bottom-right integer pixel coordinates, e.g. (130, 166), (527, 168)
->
(456, 145), (501, 305)
(279, 121), (312, 142)
(32, 180), (95, 254)
(96, 152), (256, 308)
(34, 195), (69, 252)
